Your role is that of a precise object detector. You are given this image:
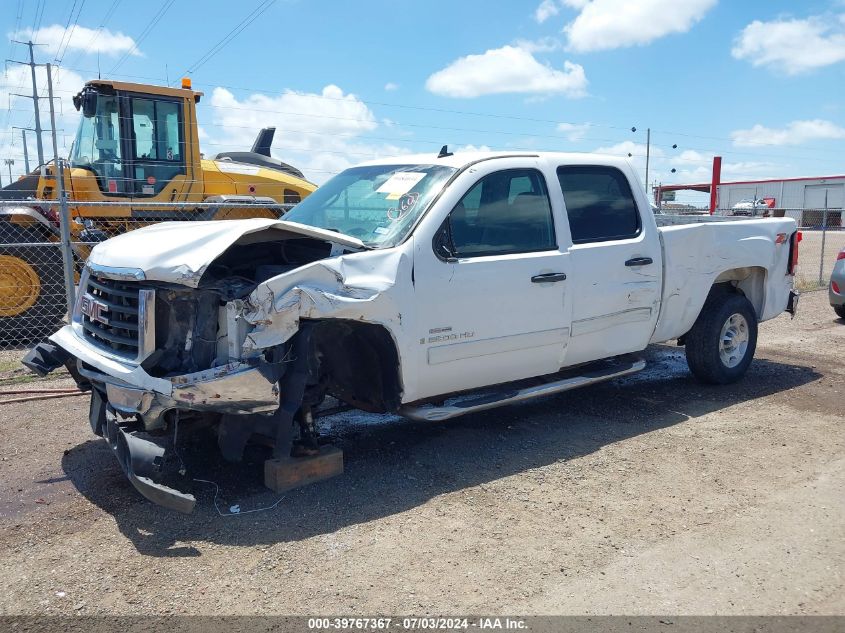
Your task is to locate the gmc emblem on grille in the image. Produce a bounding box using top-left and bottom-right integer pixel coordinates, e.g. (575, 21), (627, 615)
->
(80, 294), (109, 325)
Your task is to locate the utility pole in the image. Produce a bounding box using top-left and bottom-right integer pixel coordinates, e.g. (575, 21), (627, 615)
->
(13, 127), (32, 173)
(47, 63), (76, 314)
(645, 128), (651, 194)
(3, 158), (13, 183)
(7, 40), (46, 167)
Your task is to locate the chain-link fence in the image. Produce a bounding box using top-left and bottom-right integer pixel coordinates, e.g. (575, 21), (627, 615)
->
(2, 200), (843, 351)
(0, 198), (293, 351)
(0, 218), (68, 347)
(715, 207), (845, 290)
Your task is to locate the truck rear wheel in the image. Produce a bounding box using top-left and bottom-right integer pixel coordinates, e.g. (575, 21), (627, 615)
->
(684, 290), (758, 384)
(0, 223), (67, 344)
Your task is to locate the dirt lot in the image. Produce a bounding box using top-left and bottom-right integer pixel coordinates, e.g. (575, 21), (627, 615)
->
(0, 289), (842, 615)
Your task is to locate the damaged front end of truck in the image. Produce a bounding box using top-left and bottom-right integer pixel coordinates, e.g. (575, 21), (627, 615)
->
(24, 219), (407, 513)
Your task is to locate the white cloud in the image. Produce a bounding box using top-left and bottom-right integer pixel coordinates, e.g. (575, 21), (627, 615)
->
(593, 140), (664, 179)
(13, 24), (140, 58)
(205, 85), (407, 183)
(732, 15), (845, 75)
(514, 37), (563, 53)
(556, 122), (591, 141)
(425, 45), (587, 99)
(563, 0), (717, 53)
(731, 120), (845, 147)
(384, 82), (399, 91)
(453, 144), (492, 153)
(535, 0), (561, 23)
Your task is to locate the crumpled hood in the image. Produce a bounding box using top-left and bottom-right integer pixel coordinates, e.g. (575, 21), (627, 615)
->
(87, 218), (365, 287)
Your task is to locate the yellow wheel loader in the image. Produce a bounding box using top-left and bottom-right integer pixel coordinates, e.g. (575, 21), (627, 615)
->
(0, 78), (316, 342)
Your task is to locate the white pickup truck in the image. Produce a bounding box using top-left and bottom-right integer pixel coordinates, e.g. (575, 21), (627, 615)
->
(25, 151), (800, 512)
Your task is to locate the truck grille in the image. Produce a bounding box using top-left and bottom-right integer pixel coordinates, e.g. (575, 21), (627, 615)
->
(80, 276), (141, 357)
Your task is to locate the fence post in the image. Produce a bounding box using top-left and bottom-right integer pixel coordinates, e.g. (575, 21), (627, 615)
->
(818, 207), (828, 286)
(46, 63), (76, 315)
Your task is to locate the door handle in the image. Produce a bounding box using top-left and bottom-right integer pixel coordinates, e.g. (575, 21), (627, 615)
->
(531, 272), (567, 283)
(625, 257), (653, 267)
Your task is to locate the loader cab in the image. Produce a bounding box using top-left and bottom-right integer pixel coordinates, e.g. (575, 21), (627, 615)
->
(70, 80), (202, 200)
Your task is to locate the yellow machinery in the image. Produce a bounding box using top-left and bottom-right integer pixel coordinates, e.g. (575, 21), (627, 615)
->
(0, 77), (316, 340)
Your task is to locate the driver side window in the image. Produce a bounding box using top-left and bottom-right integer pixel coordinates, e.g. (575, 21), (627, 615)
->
(443, 169), (556, 258)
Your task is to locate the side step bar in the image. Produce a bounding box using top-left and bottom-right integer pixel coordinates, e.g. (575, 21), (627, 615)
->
(399, 358), (646, 422)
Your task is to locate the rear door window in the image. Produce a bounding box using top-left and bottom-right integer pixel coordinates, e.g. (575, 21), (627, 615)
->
(557, 166), (641, 243)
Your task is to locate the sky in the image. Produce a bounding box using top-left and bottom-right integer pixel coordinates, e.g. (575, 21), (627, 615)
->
(1, 0), (844, 206)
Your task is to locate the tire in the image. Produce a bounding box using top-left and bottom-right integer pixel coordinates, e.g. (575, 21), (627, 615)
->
(834, 305), (845, 320)
(684, 289), (758, 385)
(0, 222), (67, 345)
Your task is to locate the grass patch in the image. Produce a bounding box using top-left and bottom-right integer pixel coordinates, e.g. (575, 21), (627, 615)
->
(0, 358), (21, 373)
(0, 369), (68, 387)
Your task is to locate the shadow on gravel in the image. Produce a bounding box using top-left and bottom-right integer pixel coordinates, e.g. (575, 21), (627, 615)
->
(61, 346), (821, 557)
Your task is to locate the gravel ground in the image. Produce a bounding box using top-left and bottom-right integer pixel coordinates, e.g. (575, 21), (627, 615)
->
(0, 289), (842, 615)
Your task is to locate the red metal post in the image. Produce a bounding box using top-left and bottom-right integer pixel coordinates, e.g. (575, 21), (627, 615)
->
(709, 156), (722, 215)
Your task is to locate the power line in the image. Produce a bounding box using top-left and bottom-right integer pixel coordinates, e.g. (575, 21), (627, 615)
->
(2, 0), (27, 134)
(64, 0), (121, 72)
(51, 61), (845, 155)
(55, 0), (88, 65)
(52, 0), (79, 63)
(4, 94), (843, 168)
(181, 0), (277, 77)
(109, 0), (175, 74)
(32, 0), (47, 34)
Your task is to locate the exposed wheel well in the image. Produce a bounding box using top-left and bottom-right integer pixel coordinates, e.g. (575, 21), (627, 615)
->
(308, 320), (403, 413)
(712, 266), (767, 319)
(677, 269), (766, 346)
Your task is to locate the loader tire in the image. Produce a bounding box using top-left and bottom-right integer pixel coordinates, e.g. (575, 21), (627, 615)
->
(0, 223), (67, 344)
(684, 289), (758, 385)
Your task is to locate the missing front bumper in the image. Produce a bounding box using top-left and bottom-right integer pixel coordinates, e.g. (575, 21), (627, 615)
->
(25, 330), (286, 514)
(91, 391), (196, 514)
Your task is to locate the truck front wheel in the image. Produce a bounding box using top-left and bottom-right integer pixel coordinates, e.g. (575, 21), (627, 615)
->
(685, 291), (758, 384)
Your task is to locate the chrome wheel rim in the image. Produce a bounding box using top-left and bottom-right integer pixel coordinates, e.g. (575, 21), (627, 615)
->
(719, 313), (749, 368)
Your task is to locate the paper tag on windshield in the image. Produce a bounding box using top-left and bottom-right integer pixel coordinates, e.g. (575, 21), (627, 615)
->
(376, 172), (425, 196)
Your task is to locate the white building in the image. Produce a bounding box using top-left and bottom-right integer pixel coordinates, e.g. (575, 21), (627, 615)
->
(657, 174), (845, 226)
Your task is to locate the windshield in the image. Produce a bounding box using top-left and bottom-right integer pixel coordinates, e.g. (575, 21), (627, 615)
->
(69, 93), (125, 193)
(284, 164), (456, 247)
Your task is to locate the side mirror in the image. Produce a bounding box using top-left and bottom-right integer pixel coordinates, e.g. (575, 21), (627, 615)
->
(82, 90), (97, 118)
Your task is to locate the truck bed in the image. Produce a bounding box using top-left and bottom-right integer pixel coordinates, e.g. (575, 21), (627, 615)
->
(651, 215), (797, 343)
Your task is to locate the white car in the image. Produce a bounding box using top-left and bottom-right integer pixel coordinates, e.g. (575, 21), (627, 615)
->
(26, 151), (801, 512)
(731, 199), (770, 216)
